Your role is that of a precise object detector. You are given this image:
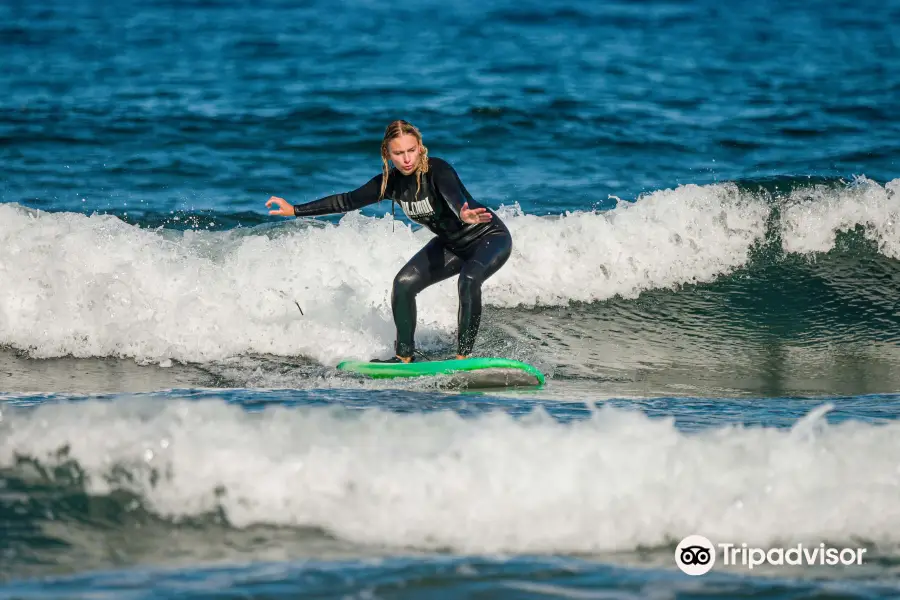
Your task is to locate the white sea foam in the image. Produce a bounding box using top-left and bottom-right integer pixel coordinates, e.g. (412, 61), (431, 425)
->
(781, 176), (900, 258)
(0, 178), (896, 364)
(2, 399), (899, 555)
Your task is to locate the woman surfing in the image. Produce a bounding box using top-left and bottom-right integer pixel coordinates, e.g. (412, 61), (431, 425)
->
(265, 120), (512, 363)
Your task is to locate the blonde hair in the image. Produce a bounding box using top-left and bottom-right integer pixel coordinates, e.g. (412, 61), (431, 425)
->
(379, 120), (429, 200)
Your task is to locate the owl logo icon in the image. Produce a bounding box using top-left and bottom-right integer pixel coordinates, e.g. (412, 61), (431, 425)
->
(675, 535), (716, 575)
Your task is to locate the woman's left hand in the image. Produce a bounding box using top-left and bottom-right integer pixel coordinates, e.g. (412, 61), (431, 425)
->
(460, 202), (493, 224)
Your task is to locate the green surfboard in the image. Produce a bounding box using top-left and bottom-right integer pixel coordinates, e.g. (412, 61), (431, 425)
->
(336, 357), (545, 388)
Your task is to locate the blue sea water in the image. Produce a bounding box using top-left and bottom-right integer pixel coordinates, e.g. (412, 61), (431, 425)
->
(1, 0), (899, 597)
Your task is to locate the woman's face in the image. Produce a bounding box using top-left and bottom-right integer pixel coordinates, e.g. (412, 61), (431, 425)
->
(387, 133), (421, 175)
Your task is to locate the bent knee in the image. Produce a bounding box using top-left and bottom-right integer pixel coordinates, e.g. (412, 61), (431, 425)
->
(393, 268), (424, 296)
(458, 268), (485, 293)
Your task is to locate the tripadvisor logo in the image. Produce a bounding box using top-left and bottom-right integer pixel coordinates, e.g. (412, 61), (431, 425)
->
(675, 535), (716, 575)
(675, 535), (868, 575)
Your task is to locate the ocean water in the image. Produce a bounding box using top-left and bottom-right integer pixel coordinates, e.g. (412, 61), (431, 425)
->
(1, 0), (899, 597)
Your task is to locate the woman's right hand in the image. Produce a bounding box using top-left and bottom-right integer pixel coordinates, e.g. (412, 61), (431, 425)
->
(266, 196), (295, 217)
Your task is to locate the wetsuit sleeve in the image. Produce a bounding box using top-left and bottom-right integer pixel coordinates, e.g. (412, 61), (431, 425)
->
(430, 159), (469, 220)
(292, 174), (385, 217)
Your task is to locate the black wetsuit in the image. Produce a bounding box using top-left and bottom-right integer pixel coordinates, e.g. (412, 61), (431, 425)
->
(292, 157), (512, 358)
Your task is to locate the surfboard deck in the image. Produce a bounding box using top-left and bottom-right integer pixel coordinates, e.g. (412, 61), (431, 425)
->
(336, 357), (545, 388)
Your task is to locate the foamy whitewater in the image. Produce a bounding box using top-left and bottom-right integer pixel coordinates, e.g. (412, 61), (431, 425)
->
(781, 177), (900, 257)
(2, 178), (896, 367)
(3, 398), (899, 555)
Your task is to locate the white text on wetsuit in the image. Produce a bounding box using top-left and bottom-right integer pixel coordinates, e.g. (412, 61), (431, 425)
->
(401, 197), (435, 218)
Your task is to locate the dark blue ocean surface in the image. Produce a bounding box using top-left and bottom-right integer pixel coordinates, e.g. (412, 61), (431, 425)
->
(3, 0), (898, 221)
(1, 0), (899, 597)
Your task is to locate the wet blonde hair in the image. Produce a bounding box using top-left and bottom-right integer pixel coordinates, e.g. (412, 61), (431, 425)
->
(379, 120), (430, 200)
